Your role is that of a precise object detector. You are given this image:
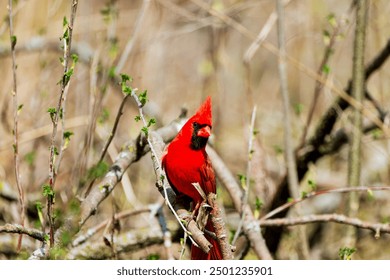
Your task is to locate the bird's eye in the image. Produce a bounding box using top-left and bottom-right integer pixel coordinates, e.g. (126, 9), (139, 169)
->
(193, 122), (199, 128)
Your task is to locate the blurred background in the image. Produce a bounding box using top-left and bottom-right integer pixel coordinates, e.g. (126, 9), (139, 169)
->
(1, 0), (390, 259)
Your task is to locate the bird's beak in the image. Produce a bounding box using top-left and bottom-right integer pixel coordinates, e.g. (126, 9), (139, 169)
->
(197, 125), (211, 138)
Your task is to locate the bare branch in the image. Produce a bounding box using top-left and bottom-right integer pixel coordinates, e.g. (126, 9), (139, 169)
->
(115, 0), (151, 74)
(208, 193), (234, 260)
(259, 214), (390, 237)
(0, 224), (46, 242)
(72, 208), (151, 247)
(232, 106), (257, 245)
(7, 0), (25, 252)
(345, 0), (368, 248)
(262, 186), (390, 221)
(276, 0), (309, 259)
(68, 228), (165, 260)
(83, 93), (131, 197)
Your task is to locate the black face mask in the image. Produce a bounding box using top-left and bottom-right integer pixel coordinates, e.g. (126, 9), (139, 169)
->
(190, 122), (209, 150)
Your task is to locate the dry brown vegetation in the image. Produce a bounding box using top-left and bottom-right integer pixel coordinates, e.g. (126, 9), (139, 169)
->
(1, 0), (390, 260)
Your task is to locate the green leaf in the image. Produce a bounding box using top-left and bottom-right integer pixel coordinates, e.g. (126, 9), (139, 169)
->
(42, 184), (55, 198)
(47, 107), (57, 114)
(62, 28), (69, 42)
(63, 131), (74, 140)
(44, 234), (50, 243)
(72, 53), (78, 64)
(147, 118), (156, 127)
(120, 73), (134, 95)
(69, 198), (80, 215)
(249, 149), (255, 160)
(35, 201), (44, 227)
(294, 103), (304, 115)
(322, 64), (331, 74)
(63, 131), (74, 149)
(17, 104), (23, 114)
(35, 201), (43, 212)
(367, 188), (375, 200)
(138, 90), (148, 107)
(134, 115), (141, 122)
(11, 35), (17, 49)
(322, 29), (331, 45)
(371, 128), (382, 140)
(339, 247), (356, 260)
(24, 151), (36, 166)
(327, 13), (337, 28)
(47, 107), (57, 122)
(63, 16), (68, 27)
(87, 161), (109, 180)
(308, 179), (317, 191)
(108, 67), (116, 79)
(60, 231), (72, 247)
(63, 68), (74, 86)
(120, 73), (131, 83)
(237, 174), (247, 189)
(123, 86), (132, 95)
(98, 108), (110, 124)
(141, 126), (149, 137)
(53, 146), (59, 156)
(273, 144), (284, 155)
(254, 197), (263, 219)
(146, 254), (160, 260)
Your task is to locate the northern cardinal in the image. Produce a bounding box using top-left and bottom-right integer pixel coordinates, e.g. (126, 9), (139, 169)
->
(162, 96), (222, 260)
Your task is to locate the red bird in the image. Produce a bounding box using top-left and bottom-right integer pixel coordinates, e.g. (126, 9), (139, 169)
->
(162, 96), (222, 260)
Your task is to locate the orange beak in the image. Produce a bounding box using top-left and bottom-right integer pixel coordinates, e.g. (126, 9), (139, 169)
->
(197, 125), (211, 138)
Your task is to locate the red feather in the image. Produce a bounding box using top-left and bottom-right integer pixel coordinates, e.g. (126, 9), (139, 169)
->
(162, 96), (223, 260)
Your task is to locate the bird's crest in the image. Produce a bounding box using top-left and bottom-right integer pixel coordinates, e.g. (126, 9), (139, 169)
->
(191, 96), (212, 126)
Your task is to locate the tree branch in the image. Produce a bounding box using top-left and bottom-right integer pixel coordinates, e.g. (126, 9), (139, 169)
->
(259, 214), (390, 237)
(0, 224), (46, 242)
(7, 0), (25, 252)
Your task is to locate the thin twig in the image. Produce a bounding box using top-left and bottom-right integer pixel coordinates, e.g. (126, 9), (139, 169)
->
(243, 0), (291, 63)
(75, 50), (101, 187)
(276, 0), (309, 259)
(298, 13), (348, 148)
(232, 106), (256, 245)
(72, 207), (152, 247)
(47, 0), (78, 247)
(261, 185), (390, 221)
(115, 0), (151, 74)
(259, 213), (390, 237)
(84, 93), (131, 197)
(8, 0), (25, 252)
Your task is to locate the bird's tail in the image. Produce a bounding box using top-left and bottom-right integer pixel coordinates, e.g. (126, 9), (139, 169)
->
(191, 220), (223, 260)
